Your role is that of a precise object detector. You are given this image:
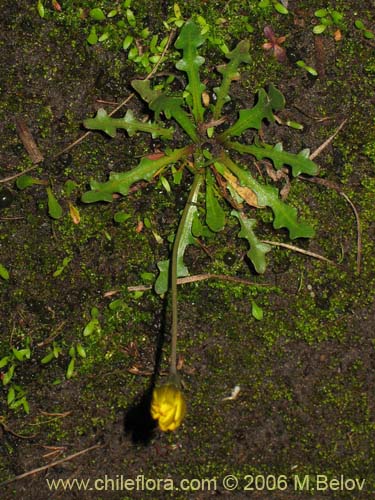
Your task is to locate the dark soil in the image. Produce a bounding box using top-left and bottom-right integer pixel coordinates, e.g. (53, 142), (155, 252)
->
(1, 1), (375, 499)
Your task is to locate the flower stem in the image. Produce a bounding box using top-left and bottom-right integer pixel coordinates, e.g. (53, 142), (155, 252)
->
(169, 172), (203, 376)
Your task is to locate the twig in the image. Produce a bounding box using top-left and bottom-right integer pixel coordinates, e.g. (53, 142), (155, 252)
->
(0, 166), (38, 184)
(339, 192), (362, 273)
(0, 418), (38, 440)
(261, 240), (336, 265)
(124, 273), (272, 293)
(55, 29), (176, 158)
(15, 117), (44, 164)
(36, 320), (67, 348)
(303, 118), (361, 272)
(309, 118), (348, 160)
(0, 443), (103, 487)
(299, 176), (362, 273)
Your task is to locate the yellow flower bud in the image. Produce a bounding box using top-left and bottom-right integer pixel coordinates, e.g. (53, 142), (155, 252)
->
(151, 384), (186, 432)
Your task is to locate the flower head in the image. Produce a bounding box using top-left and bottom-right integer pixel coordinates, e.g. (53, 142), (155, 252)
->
(151, 383), (186, 432)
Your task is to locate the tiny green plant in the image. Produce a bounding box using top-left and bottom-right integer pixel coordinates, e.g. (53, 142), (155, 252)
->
(296, 59), (318, 77)
(313, 8), (344, 35)
(81, 20), (318, 406)
(258, 0), (289, 15)
(0, 263), (9, 280)
(354, 19), (375, 40)
(262, 25), (287, 63)
(0, 338), (31, 413)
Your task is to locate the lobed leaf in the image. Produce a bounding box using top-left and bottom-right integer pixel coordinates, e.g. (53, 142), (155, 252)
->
(219, 88), (275, 139)
(84, 108), (174, 139)
(213, 40), (251, 120)
(132, 80), (198, 142)
(216, 155), (315, 239)
(175, 20), (206, 123)
(232, 210), (271, 274)
(229, 141), (318, 177)
(82, 146), (192, 203)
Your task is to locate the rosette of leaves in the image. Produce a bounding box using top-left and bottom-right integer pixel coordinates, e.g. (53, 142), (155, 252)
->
(82, 20), (318, 294)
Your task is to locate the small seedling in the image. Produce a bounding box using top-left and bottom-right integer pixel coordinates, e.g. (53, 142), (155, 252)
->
(0, 263), (9, 280)
(313, 8), (344, 35)
(258, 0), (289, 15)
(262, 26), (287, 63)
(354, 19), (375, 40)
(0, 338), (31, 413)
(47, 187), (63, 219)
(296, 59), (318, 76)
(83, 307), (101, 337)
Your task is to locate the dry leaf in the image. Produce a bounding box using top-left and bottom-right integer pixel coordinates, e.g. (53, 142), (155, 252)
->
(221, 169), (259, 207)
(68, 202), (81, 224)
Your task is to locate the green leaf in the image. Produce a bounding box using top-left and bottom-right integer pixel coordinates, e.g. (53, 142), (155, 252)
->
(175, 20), (206, 123)
(219, 88), (278, 139)
(251, 301), (263, 320)
(314, 8), (328, 18)
(217, 155), (315, 239)
(87, 26), (98, 45)
(12, 348), (31, 362)
(274, 2), (288, 14)
(364, 30), (375, 39)
(0, 264), (9, 280)
(77, 344), (86, 358)
(228, 141), (318, 177)
(98, 32), (110, 42)
(22, 398), (30, 414)
(90, 8), (106, 21)
(3, 364), (15, 385)
(132, 80), (198, 142)
(53, 256), (72, 277)
(331, 11), (343, 24)
(37, 0), (45, 18)
(313, 24), (327, 34)
(16, 175), (45, 190)
(206, 170), (225, 232)
(84, 108), (173, 139)
(160, 175), (171, 194)
(354, 20), (365, 30)
(126, 8), (136, 27)
(91, 306), (99, 319)
(41, 351), (55, 364)
(114, 212), (132, 223)
(47, 187), (63, 219)
(66, 358), (75, 379)
(83, 318), (99, 337)
(7, 386), (15, 405)
(82, 146), (191, 203)
(267, 83), (285, 111)
(123, 35), (133, 50)
(155, 174), (203, 294)
(64, 180), (78, 197)
(213, 40), (251, 120)
(0, 356), (9, 368)
(232, 210), (271, 273)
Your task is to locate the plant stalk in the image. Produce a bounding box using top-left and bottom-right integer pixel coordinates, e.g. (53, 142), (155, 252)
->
(169, 172), (203, 376)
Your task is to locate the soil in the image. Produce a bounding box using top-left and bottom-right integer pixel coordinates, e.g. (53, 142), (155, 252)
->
(1, 1), (375, 499)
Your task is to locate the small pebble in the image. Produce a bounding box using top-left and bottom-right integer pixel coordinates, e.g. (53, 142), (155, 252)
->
(0, 188), (14, 209)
